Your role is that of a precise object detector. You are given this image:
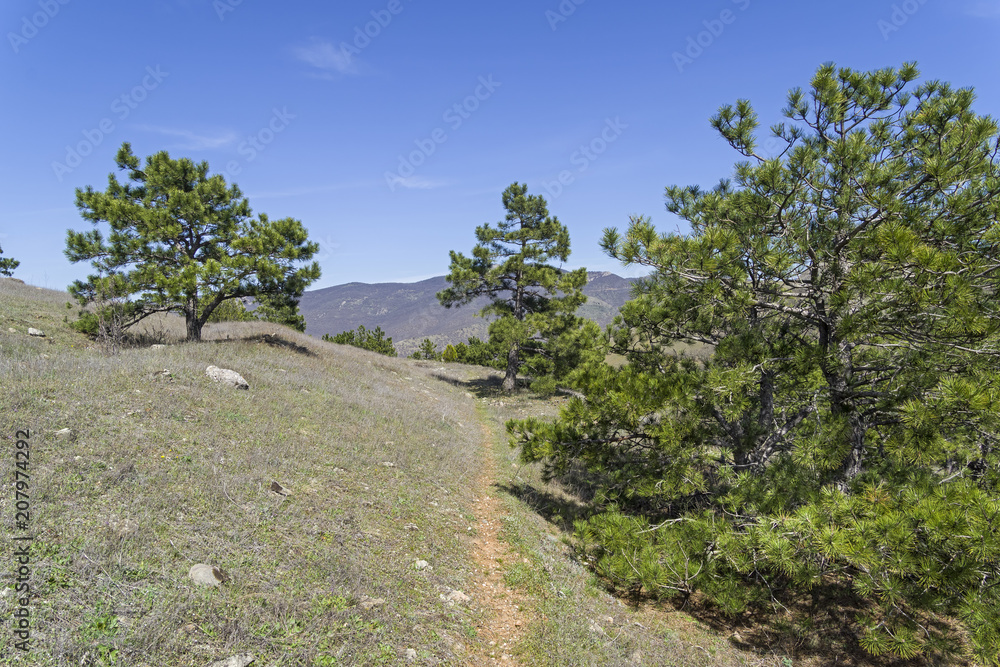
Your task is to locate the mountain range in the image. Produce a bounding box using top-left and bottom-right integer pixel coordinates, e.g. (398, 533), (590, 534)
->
(299, 272), (639, 356)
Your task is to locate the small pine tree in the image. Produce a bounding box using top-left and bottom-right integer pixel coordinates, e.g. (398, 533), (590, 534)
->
(0, 243), (19, 277)
(410, 338), (440, 360)
(323, 325), (397, 357)
(438, 182), (588, 392)
(442, 344), (458, 363)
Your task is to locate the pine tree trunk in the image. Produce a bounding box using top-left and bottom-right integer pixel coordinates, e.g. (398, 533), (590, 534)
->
(185, 297), (202, 342)
(502, 342), (519, 392)
(827, 341), (865, 488)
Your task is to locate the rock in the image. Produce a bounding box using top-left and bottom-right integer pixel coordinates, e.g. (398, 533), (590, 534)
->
(414, 560), (430, 571)
(27, 328), (45, 337)
(206, 365), (249, 390)
(404, 523), (418, 531)
(441, 589), (470, 604)
(405, 648), (417, 662)
(206, 655), (255, 667)
(359, 595), (386, 610)
(189, 563), (229, 587)
(150, 344), (166, 349)
(53, 428), (75, 442)
(7, 327), (15, 333)
(269, 481), (291, 496)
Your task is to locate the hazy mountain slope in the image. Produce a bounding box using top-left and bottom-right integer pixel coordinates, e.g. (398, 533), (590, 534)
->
(299, 272), (638, 354)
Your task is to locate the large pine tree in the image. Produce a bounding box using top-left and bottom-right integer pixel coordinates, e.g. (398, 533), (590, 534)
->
(438, 182), (588, 392)
(65, 143), (320, 341)
(511, 63), (1000, 661)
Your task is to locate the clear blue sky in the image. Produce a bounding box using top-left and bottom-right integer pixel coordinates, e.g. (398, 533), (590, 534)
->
(2, 0), (999, 290)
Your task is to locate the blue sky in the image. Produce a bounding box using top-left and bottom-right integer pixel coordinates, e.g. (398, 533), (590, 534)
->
(2, 0), (999, 291)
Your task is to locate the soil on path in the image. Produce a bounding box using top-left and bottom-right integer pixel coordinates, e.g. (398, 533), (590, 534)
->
(466, 420), (531, 665)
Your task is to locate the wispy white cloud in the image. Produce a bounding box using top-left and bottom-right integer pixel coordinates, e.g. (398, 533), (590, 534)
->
(293, 39), (359, 77)
(134, 125), (238, 150)
(387, 176), (450, 191)
(965, 1), (1000, 17)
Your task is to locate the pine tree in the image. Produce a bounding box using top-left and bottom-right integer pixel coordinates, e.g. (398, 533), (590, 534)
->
(438, 182), (588, 392)
(323, 325), (397, 357)
(65, 142), (320, 342)
(0, 243), (19, 277)
(410, 338), (440, 360)
(511, 63), (1000, 662)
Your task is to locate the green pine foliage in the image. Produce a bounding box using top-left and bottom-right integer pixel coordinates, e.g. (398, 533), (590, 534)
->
(438, 182), (589, 392)
(203, 298), (256, 323)
(0, 243), (19, 277)
(442, 344), (458, 363)
(449, 336), (507, 370)
(510, 63), (1000, 663)
(322, 325), (397, 357)
(65, 142), (320, 342)
(253, 291), (307, 332)
(410, 338), (441, 360)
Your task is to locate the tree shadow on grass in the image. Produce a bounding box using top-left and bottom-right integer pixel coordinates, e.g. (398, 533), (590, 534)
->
(211, 332), (318, 357)
(430, 370), (508, 399)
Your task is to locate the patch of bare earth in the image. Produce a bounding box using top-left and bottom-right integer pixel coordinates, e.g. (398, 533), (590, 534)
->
(467, 422), (530, 665)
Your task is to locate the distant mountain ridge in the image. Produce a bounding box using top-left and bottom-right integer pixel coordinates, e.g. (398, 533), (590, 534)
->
(299, 272), (639, 356)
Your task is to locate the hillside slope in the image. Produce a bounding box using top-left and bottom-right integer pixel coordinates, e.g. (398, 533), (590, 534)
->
(1, 279), (900, 666)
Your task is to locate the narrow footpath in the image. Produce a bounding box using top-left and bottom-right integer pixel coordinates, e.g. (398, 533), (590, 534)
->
(466, 419), (531, 665)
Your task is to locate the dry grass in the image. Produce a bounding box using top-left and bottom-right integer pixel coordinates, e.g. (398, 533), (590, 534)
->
(0, 281), (489, 666)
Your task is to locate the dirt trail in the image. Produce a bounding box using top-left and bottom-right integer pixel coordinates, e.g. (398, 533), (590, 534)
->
(466, 420), (531, 665)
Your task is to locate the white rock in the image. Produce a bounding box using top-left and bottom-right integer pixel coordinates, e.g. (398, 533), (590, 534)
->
(27, 328), (45, 337)
(414, 560), (430, 571)
(359, 595), (386, 610)
(189, 563), (229, 587)
(54, 428), (74, 440)
(206, 365), (249, 390)
(442, 589), (471, 603)
(206, 655), (255, 667)
(405, 648), (417, 662)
